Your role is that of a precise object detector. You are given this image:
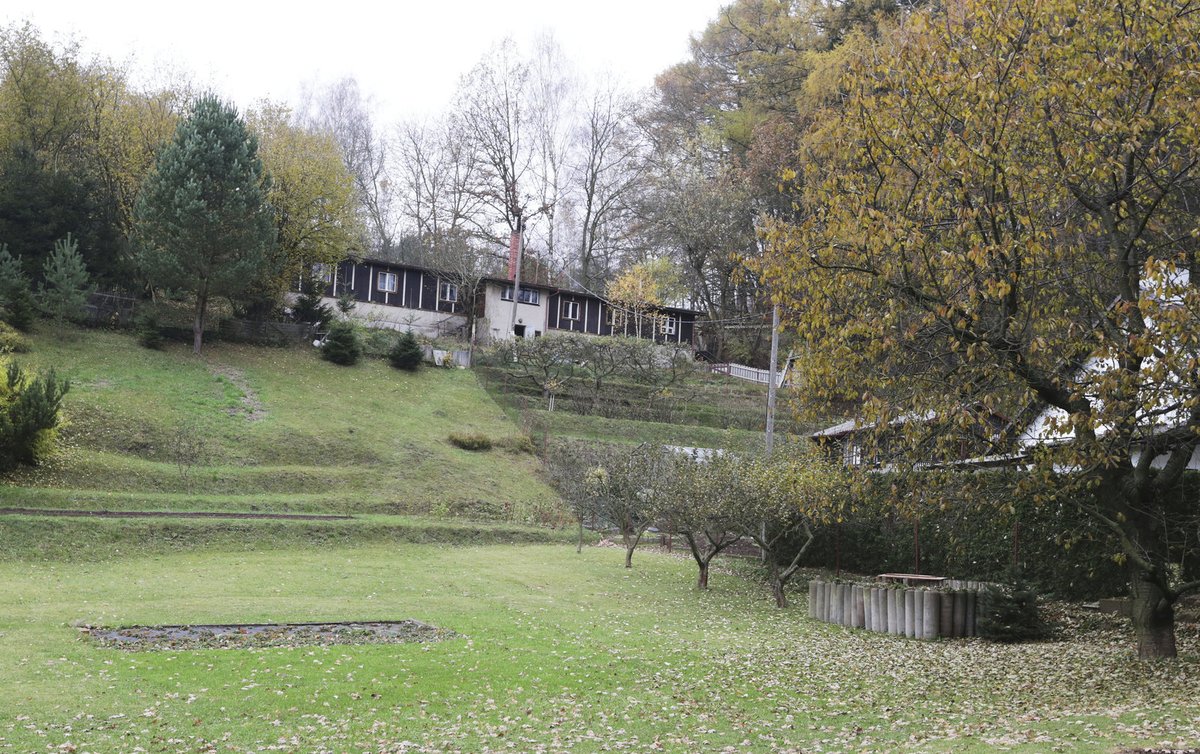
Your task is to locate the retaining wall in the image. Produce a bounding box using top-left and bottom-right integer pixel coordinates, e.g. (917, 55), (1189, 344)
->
(807, 579), (979, 639)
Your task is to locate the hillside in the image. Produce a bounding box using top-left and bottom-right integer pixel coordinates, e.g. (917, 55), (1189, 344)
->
(2, 329), (561, 524)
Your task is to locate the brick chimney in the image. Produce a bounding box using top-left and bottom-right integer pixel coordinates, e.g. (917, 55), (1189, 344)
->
(507, 230), (520, 280)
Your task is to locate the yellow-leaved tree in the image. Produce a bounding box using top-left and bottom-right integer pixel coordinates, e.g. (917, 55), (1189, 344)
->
(246, 103), (362, 314)
(762, 0), (1200, 658)
(606, 257), (684, 337)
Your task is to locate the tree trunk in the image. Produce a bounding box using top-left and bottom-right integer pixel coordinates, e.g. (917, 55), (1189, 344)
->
(624, 542), (634, 569)
(767, 559), (787, 608)
(192, 287), (208, 355)
(697, 560), (710, 590)
(577, 518), (584, 554)
(1130, 568), (1177, 659)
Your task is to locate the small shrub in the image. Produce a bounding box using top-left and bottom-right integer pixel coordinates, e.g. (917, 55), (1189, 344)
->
(362, 328), (400, 359)
(495, 434), (536, 455)
(448, 432), (492, 451)
(320, 321), (362, 366)
(389, 331), (424, 371)
(134, 308), (165, 350)
(977, 582), (1045, 643)
(292, 281), (333, 328)
(0, 360), (70, 471)
(0, 322), (31, 353)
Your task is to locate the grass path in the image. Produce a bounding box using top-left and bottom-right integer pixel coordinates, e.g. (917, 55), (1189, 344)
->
(1, 544), (1197, 753)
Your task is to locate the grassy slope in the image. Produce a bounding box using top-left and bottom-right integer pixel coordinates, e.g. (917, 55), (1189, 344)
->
(3, 330), (560, 522)
(479, 366), (808, 452)
(0, 544), (1196, 753)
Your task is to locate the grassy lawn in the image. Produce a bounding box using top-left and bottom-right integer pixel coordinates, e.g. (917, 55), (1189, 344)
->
(3, 329), (560, 523)
(1, 543), (1197, 753)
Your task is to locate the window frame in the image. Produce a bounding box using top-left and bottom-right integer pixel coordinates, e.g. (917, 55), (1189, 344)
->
(439, 281), (459, 303)
(500, 285), (540, 305)
(561, 299), (580, 321)
(377, 271), (398, 293)
(660, 315), (678, 336)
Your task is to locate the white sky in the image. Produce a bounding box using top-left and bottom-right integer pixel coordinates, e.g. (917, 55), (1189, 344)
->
(3, 0), (727, 124)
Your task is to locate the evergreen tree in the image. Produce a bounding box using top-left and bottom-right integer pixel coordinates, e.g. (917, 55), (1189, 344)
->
(292, 276), (333, 327)
(0, 145), (119, 284)
(133, 96), (276, 354)
(977, 582), (1045, 643)
(320, 320), (362, 366)
(389, 330), (424, 371)
(0, 361), (69, 471)
(0, 244), (35, 331)
(38, 234), (90, 327)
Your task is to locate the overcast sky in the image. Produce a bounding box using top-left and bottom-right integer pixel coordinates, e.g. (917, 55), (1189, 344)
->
(3, 0), (727, 123)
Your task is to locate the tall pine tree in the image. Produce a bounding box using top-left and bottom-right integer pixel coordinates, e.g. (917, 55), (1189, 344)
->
(134, 96), (275, 354)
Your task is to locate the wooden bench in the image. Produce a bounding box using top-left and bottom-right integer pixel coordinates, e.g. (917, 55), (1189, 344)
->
(877, 573), (947, 587)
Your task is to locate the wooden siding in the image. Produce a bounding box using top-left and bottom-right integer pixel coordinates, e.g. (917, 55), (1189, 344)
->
(546, 290), (697, 346)
(402, 269), (421, 309)
(327, 260), (693, 343)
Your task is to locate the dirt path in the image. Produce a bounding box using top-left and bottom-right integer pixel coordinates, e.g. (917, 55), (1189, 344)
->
(210, 366), (267, 421)
(0, 507), (351, 521)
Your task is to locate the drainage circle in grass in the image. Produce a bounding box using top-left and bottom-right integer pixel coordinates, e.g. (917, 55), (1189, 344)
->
(81, 620), (454, 651)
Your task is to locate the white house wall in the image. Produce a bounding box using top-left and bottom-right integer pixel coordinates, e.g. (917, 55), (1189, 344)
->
(1133, 445), (1200, 471)
(482, 282), (548, 341)
(1017, 354), (1200, 471)
(323, 297), (465, 339)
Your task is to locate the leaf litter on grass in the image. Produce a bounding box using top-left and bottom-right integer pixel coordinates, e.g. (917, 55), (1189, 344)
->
(82, 620), (454, 651)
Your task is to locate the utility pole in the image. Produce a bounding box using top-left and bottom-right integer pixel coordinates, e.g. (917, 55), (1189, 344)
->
(508, 215), (525, 337)
(762, 303), (781, 563)
(766, 303), (780, 454)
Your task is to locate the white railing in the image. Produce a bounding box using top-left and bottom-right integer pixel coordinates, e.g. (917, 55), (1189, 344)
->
(709, 362), (790, 387)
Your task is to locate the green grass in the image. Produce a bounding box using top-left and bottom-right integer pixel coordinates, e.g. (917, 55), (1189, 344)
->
(3, 329), (561, 523)
(0, 544), (1196, 753)
(0, 512), (579, 561)
(523, 408), (768, 451)
(477, 364), (831, 451)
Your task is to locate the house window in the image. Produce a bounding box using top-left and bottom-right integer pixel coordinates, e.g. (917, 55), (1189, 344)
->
(377, 271), (397, 293)
(844, 442), (862, 466)
(500, 285), (539, 305)
(313, 263), (333, 283)
(660, 316), (677, 336)
(439, 282), (459, 303)
(561, 299), (580, 321)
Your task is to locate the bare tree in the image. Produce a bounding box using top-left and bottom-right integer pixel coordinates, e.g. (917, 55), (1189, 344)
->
(525, 34), (575, 267)
(569, 79), (646, 290)
(299, 77), (396, 257)
(394, 115), (489, 266)
(456, 40), (534, 244)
